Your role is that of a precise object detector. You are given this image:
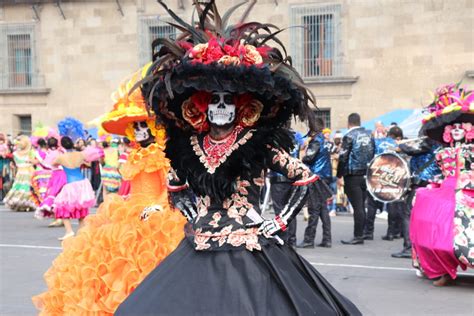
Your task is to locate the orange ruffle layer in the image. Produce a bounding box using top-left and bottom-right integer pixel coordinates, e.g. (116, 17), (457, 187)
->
(120, 144), (169, 181)
(32, 154), (185, 315)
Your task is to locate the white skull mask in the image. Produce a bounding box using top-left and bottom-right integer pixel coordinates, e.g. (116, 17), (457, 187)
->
(451, 123), (465, 141)
(133, 121), (151, 142)
(207, 92), (236, 126)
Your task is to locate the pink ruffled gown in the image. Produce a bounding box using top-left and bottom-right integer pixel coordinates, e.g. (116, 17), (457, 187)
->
(410, 145), (474, 279)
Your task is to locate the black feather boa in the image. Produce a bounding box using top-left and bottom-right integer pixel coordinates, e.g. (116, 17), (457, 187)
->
(165, 126), (294, 203)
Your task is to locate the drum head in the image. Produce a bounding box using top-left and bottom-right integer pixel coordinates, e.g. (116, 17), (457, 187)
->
(366, 153), (411, 203)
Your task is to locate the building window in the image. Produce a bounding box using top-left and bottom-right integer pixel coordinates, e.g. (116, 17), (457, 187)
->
(290, 4), (342, 79)
(0, 23), (40, 90)
(138, 17), (177, 66)
(314, 109), (331, 129)
(16, 114), (32, 136)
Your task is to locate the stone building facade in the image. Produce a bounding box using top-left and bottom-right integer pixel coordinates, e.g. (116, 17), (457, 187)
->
(0, 0), (472, 136)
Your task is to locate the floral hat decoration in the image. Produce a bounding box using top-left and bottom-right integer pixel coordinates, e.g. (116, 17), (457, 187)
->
(421, 83), (474, 143)
(139, 0), (317, 133)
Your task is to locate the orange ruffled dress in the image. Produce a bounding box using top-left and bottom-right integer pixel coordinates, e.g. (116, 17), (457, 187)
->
(32, 143), (186, 315)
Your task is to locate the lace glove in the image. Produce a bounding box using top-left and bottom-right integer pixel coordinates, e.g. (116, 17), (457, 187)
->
(170, 189), (197, 222)
(140, 205), (163, 221)
(258, 216), (288, 236)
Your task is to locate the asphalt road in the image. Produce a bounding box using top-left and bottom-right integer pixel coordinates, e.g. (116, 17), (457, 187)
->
(1, 206), (473, 316)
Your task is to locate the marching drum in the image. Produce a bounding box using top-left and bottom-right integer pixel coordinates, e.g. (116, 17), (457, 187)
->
(366, 152), (411, 203)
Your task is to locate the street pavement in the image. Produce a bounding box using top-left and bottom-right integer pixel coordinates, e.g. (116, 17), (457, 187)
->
(1, 205), (473, 315)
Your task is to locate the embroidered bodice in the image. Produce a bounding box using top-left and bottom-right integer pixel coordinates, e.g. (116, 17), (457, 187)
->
(436, 144), (474, 189)
(14, 150), (34, 170)
(170, 128), (316, 252)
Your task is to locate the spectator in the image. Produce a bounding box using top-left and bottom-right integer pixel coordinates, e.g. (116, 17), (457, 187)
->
(338, 113), (375, 245)
(373, 121), (387, 139)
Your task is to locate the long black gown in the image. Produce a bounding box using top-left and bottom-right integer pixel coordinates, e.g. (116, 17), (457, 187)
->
(116, 127), (361, 316)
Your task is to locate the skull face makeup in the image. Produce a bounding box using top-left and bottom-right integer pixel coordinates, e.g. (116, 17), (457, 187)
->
(207, 92), (236, 126)
(451, 123), (466, 141)
(134, 121), (151, 142)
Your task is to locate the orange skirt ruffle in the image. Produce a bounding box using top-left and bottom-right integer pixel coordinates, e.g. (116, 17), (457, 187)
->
(32, 192), (186, 315)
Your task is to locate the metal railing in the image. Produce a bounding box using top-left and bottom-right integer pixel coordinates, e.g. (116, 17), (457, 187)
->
(289, 3), (343, 79)
(0, 22), (44, 91)
(138, 16), (178, 66)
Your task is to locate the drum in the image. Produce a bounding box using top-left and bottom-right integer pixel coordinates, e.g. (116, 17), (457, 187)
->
(366, 152), (411, 203)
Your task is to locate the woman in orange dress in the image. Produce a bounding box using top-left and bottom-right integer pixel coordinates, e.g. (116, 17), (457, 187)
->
(32, 66), (186, 315)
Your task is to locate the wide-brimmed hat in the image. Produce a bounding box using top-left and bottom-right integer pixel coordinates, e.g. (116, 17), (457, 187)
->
(420, 84), (474, 143)
(101, 64), (154, 136)
(141, 0), (316, 133)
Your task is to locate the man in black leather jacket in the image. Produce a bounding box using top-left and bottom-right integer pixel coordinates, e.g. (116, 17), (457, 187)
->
(337, 113), (375, 245)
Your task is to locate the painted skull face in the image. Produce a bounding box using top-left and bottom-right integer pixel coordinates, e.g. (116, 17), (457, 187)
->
(451, 123), (465, 141)
(133, 121), (151, 142)
(207, 92), (236, 126)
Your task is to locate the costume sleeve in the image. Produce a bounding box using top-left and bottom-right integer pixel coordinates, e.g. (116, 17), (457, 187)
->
(336, 134), (352, 178)
(167, 169), (197, 222)
(267, 146), (318, 224)
(302, 138), (321, 166)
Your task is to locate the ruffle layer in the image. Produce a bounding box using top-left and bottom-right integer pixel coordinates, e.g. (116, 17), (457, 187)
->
(120, 145), (170, 181)
(32, 188), (186, 315)
(54, 179), (95, 219)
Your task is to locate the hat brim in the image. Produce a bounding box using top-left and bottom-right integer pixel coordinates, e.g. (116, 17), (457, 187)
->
(146, 62), (311, 131)
(102, 114), (153, 136)
(421, 111), (474, 143)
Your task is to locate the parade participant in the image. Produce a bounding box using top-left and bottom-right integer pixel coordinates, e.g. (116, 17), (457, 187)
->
(269, 124), (305, 247)
(364, 126), (405, 241)
(0, 133), (11, 200)
(391, 137), (441, 258)
(35, 137), (67, 224)
(298, 118), (333, 248)
(31, 138), (51, 206)
(117, 137), (133, 197)
(410, 84), (474, 285)
(101, 139), (122, 196)
(3, 135), (37, 212)
(116, 2), (361, 315)
(52, 136), (97, 240)
(32, 66), (185, 315)
(338, 113), (375, 245)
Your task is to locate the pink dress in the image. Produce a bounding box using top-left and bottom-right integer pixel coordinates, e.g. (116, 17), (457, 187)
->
(410, 145), (474, 279)
(35, 149), (67, 219)
(53, 166), (95, 219)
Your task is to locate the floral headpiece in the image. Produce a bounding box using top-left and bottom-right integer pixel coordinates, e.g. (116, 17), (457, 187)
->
(140, 0), (316, 133)
(421, 83), (474, 143)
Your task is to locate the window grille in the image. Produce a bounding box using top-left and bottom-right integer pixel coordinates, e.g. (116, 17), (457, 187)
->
(0, 23), (42, 90)
(138, 16), (177, 66)
(290, 4), (342, 79)
(314, 109), (331, 128)
(18, 114), (32, 135)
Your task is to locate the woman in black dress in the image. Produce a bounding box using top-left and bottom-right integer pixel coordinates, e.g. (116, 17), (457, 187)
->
(116, 1), (361, 315)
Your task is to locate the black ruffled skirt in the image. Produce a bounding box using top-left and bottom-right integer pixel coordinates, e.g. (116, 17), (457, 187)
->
(115, 239), (361, 316)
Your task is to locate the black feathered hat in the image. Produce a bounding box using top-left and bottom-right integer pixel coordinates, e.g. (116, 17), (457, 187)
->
(140, 0), (317, 133)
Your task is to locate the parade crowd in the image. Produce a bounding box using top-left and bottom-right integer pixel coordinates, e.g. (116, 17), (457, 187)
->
(1, 1), (472, 315)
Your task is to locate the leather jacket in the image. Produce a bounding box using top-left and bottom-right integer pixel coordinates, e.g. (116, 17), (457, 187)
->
(337, 126), (375, 177)
(399, 141), (441, 183)
(302, 133), (332, 179)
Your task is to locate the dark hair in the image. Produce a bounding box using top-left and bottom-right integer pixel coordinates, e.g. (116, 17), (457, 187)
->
(122, 137), (131, 145)
(388, 126), (403, 140)
(47, 137), (58, 149)
(314, 117), (325, 134)
(37, 138), (47, 148)
(102, 141), (109, 148)
(61, 136), (74, 150)
(348, 113), (361, 126)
